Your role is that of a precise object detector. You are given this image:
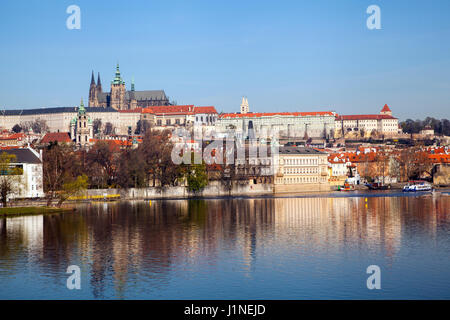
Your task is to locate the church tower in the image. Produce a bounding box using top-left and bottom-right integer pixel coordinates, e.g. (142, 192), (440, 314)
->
(71, 99), (93, 147)
(110, 63), (127, 110)
(97, 72), (102, 95)
(240, 96), (249, 114)
(88, 71), (98, 107)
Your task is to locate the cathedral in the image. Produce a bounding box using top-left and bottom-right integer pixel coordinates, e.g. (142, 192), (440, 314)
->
(88, 64), (171, 110)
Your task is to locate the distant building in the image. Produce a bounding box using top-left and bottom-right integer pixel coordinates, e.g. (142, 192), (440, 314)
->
(0, 133), (26, 147)
(88, 64), (170, 110)
(40, 132), (71, 145)
(217, 100), (336, 140)
(1, 147), (44, 199)
(272, 147), (330, 192)
(335, 104), (399, 137)
(420, 126), (435, 136)
(141, 105), (218, 129)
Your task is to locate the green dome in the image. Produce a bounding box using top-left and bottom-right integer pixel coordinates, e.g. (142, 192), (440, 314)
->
(78, 98), (86, 115)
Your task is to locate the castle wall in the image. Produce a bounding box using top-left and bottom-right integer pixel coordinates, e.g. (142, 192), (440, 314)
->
(0, 111), (140, 135)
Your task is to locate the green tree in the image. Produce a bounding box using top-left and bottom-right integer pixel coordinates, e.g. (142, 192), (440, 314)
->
(0, 152), (23, 207)
(187, 162), (208, 193)
(56, 174), (88, 207)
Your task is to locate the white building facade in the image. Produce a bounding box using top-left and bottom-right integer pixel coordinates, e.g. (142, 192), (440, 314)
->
(3, 147), (44, 199)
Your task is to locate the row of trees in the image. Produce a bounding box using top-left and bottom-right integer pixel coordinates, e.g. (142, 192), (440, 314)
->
(12, 118), (117, 136)
(400, 117), (450, 136)
(359, 146), (434, 183)
(41, 130), (210, 206)
(92, 119), (116, 136)
(12, 119), (49, 134)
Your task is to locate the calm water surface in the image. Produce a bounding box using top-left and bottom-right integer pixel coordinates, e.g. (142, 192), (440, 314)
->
(1, 193), (449, 299)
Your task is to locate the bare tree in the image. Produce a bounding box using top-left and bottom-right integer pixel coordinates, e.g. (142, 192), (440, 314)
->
(103, 122), (115, 136)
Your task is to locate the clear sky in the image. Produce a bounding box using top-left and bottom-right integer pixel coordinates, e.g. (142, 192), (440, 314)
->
(0, 0), (449, 120)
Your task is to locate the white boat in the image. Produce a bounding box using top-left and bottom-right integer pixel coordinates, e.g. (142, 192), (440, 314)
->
(403, 181), (433, 192)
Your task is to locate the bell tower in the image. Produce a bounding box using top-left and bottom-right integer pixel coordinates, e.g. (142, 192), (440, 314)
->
(88, 71), (98, 107)
(110, 63), (126, 110)
(240, 96), (249, 114)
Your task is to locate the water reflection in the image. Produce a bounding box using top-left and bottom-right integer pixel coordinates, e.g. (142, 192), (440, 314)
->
(0, 195), (449, 299)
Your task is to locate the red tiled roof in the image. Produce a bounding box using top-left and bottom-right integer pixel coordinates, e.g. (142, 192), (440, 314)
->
(428, 154), (450, 164)
(220, 111), (335, 119)
(336, 114), (397, 120)
(141, 105), (218, 115)
(41, 132), (71, 144)
(142, 105), (195, 115)
(118, 108), (142, 113)
(381, 104), (391, 112)
(194, 106), (218, 114)
(8, 133), (26, 139)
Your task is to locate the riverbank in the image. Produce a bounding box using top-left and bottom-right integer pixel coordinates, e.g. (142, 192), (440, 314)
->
(0, 206), (74, 217)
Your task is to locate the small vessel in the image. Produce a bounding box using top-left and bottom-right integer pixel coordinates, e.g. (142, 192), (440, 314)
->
(365, 182), (391, 190)
(402, 181), (432, 192)
(338, 182), (355, 191)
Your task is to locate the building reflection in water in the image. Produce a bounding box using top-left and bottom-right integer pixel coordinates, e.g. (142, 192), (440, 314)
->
(0, 195), (448, 298)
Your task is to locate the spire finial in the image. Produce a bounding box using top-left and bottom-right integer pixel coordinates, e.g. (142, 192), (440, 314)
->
(78, 98), (86, 115)
(91, 70), (95, 85)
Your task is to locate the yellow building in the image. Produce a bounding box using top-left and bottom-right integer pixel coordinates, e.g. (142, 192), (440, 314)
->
(273, 147), (330, 193)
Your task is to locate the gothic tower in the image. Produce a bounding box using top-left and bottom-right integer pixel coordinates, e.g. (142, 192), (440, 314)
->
(97, 72), (102, 95)
(110, 63), (127, 110)
(240, 96), (249, 114)
(88, 71), (98, 107)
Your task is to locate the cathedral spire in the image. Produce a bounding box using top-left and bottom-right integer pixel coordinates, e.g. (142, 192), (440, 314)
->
(97, 72), (102, 92)
(112, 62), (125, 85)
(79, 98), (86, 115)
(131, 76), (135, 91)
(90, 70), (95, 85)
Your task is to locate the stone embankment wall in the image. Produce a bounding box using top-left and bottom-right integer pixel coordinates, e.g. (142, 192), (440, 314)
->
(86, 181), (274, 200)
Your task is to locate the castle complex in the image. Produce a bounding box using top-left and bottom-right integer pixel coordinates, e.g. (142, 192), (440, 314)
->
(0, 65), (400, 143)
(88, 64), (170, 110)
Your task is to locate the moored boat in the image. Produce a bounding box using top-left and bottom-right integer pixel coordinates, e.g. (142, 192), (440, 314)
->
(338, 182), (355, 191)
(365, 182), (391, 190)
(402, 181), (432, 192)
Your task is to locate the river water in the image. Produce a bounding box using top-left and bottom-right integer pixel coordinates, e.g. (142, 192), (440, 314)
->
(1, 192), (449, 299)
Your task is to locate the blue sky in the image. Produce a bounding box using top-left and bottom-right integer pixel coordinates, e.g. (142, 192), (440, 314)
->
(0, 0), (449, 120)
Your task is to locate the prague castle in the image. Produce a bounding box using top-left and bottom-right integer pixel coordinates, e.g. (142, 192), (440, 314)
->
(88, 64), (170, 110)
